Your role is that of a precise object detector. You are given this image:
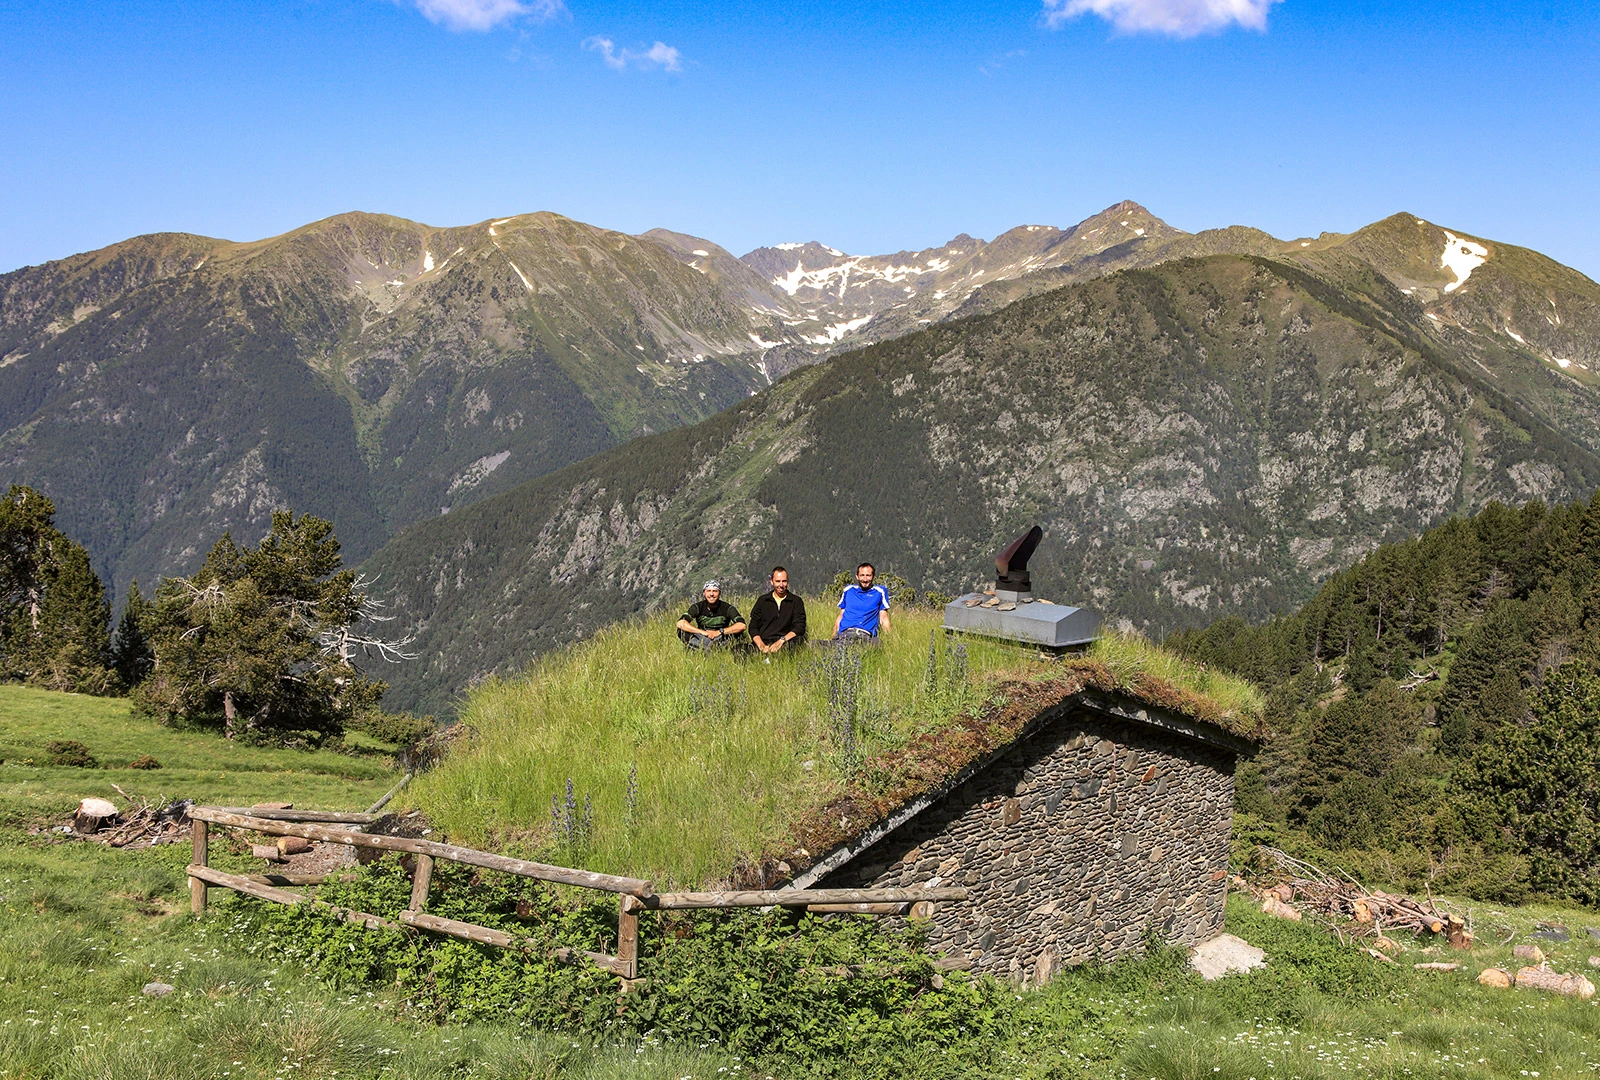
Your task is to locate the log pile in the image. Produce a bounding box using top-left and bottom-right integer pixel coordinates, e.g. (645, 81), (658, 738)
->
(1249, 847), (1470, 945)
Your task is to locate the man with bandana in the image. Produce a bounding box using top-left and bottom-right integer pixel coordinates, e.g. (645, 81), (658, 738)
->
(676, 580), (748, 650)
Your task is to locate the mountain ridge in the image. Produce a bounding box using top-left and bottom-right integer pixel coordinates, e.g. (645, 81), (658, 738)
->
(360, 248), (1600, 713)
(5, 201), (1599, 630)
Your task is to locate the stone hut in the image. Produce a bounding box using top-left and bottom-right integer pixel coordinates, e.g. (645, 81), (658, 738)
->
(788, 679), (1258, 984)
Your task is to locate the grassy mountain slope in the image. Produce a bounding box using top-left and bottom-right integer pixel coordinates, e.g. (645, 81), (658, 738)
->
(965, 213), (1600, 454)
(0, 212), (772, 600)
(365, 253), (1600, 714)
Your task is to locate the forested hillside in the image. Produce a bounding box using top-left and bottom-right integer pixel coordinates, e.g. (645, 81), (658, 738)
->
(365, 253), (1600, 714)
(1169, 494), (1600, 904)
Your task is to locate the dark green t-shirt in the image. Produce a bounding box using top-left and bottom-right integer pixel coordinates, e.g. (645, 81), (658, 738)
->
(682, 599), (742, 633)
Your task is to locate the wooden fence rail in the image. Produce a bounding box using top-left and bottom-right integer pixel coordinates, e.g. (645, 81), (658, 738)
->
(189, 807), (654, 896)
(187, 806), (966, 982)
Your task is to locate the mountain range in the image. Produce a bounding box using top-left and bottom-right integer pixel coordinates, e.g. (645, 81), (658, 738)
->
(361, 216), (1600, 712)
(4, 201), (1600, 712)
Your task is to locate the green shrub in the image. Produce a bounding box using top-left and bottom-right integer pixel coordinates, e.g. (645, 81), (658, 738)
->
(349, 710), (436, 748)
(236, 859), (1019, 1078)
(43, 739), (96, 768)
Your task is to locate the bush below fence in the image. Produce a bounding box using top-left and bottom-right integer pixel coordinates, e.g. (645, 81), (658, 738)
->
(219, 858), (1021, 1076)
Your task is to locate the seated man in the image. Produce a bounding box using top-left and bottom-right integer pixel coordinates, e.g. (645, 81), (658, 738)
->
(676, 580), (747, 650)
(748, 566), (807, 656)
(833, 562), (891, 641)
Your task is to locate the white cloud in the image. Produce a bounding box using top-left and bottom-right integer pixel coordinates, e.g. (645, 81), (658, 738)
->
(584, 36), (683, 71)
(1043, 0), (1282, 36)
(409, 0), (565, 32)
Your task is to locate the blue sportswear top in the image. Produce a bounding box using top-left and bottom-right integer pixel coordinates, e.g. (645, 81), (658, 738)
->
(837, 584), (890, 635)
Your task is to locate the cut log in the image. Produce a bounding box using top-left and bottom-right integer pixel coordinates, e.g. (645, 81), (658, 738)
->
(276, 836), (312, 857)
(1512, 943), (1545, 963)
(1514, 965), (1596, 999)
(1261, 895), (1302, 921)
(1448, 929), (1474, 950)
(251, 843), (287, 862)
(1477, 967), (1512, 988)
(74, 797), (118, 833)
(1413, 962), (1461, 971)
(1352, 900), (1373, 924)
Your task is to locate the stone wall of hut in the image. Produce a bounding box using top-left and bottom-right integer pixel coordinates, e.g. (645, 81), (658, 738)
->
(818, 709), (1237, 983)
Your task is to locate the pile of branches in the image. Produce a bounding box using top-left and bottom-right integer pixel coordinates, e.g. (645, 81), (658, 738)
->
(91, 790), (193, 849)
(1250, 846), (1471, 944)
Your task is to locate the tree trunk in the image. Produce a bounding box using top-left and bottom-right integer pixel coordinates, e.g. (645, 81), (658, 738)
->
(224, 690), (236, 740)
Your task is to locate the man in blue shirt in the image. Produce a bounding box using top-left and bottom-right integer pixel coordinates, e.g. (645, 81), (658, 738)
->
(833, 562), (891, 640)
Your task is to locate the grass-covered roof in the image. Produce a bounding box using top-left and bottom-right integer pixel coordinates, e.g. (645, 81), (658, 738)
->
(407, 606), (1261, 889)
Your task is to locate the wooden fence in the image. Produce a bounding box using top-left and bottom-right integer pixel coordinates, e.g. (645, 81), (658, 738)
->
(187, 806), (966, 981)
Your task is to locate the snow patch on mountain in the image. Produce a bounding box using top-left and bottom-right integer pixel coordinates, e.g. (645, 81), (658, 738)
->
(806, 315), (873, 344)
(772, 255), (957, 297)
(1441, 231), (1488, 293)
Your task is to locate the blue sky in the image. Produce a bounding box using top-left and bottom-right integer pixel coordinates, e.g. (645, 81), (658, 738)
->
(2, 0), (1596, 276)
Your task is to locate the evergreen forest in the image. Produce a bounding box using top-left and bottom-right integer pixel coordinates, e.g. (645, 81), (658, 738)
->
(1168, 494), (1600, 905)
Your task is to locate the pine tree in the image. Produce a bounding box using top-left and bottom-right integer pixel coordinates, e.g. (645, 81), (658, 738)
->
(110, 579), (155, 689)
(135, 511), (410, 743)
(0, 485), (115, 691)
(0, 485), (59, 675)
(1463, 661), (1600, 904)
(25, 541), (113, 693)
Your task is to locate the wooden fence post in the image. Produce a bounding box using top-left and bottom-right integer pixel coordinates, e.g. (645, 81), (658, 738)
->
(190, 818), (209, 914)
(409, 853), (434, 913)
(618, 894), (640, 980)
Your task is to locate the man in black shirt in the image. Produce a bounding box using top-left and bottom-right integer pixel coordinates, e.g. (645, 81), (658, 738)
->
(749, 566), (807, 656)
(676, 580), (747, 650)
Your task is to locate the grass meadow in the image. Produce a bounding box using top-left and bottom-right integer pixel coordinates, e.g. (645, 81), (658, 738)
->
(0, 686), (398, 826)
(2, 830), (1598, 1080)
(1, 682), (1598, 1078)
(406, 606), (1262, 887)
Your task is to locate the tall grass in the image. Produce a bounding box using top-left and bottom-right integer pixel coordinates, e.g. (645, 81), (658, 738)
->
(1091, 628), (1263, 719)
(410, 608), (1021, 886)
(410, 607), (1261, 887)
